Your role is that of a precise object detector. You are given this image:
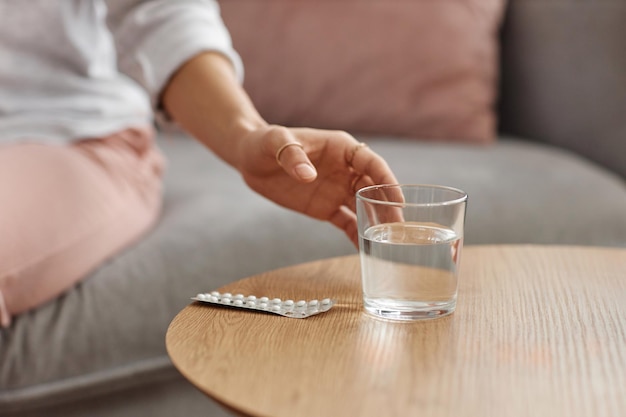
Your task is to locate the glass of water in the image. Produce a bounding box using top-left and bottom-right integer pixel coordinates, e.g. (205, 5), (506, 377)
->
(356, 184), (468, 320)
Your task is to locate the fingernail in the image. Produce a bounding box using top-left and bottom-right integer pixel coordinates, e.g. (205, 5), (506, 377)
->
(295, 163), (317, 180)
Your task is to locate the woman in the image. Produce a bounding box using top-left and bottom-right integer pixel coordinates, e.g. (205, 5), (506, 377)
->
(0, 0), (397, 327)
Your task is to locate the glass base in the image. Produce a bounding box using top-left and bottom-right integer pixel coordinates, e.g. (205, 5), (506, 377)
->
(363, 298), (456, 321)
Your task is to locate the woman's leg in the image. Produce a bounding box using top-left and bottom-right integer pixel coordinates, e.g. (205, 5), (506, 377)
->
(0, 128), (165, 327)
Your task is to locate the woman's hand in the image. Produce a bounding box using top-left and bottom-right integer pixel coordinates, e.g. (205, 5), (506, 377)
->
(234, 125), (398, 246)
(162, 52), (398, 245)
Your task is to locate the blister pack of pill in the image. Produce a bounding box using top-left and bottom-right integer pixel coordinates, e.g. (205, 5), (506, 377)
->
(192, 291), (335, 319)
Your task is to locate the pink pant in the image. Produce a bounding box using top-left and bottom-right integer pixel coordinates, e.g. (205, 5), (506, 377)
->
(0, 128), (165, 327)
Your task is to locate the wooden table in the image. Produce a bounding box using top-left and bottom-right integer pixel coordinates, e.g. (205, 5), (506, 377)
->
(166, 245), (626, 417)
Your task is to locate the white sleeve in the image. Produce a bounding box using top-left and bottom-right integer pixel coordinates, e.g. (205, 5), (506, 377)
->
(105, 0), (243, 107)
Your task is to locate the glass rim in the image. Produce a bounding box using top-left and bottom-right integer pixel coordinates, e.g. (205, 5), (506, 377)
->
(356, 183), (468, 207)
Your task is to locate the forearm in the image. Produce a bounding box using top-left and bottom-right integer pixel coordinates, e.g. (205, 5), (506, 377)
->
(161, 51), (267, 168)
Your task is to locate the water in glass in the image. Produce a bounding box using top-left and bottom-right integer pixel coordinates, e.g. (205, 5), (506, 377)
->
(359, 221), (461, 320)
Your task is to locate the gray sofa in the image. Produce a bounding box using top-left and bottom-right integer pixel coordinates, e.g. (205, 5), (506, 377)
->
(1, 1), (625, 416)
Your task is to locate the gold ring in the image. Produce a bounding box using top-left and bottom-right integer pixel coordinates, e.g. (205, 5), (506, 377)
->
(275, 142), (304, 166)
(348, 142), (368, 166)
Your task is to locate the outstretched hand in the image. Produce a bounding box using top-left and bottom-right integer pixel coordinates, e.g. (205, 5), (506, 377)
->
(234, 125), (398, 246)
(161, 52), (398, 245)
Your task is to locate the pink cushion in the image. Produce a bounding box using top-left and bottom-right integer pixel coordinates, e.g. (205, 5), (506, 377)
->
(219, 1), (506, 144)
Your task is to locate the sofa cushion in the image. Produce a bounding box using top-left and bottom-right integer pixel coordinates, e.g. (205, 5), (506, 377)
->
(1, 133), (625, 415)
(377, 137), (626, 246)
(219, 0), (506, 144)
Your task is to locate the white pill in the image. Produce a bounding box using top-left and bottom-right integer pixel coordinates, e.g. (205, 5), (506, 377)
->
(210, 296), (219, 302)
(234, 294), (244, 300)
(246, 301), (256, 307)
(210, 291), (220, 296)
(296, 300), (307, 307)
(197, 293), (207, 300)
(271, 298), (281, 304)
(309, 300), (319, 306)
(271, 305), (282, 312)
(221, 298), (231, 304)
(259, 297), (269, 303)
(321, 298), (331, 305)
(283, 300), (294, 306)
(234, 300), (243, 306)
(222, 293), (232, 298)
(259, 302), (268, 309)
(246, 295), (257, 301)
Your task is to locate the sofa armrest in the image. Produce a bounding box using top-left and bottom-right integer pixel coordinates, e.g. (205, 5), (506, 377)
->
(498, 0), (626, 179)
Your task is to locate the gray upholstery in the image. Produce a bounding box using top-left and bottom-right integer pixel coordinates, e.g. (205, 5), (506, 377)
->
(499, 0), (626, 178)
(2, 0), (626, 416)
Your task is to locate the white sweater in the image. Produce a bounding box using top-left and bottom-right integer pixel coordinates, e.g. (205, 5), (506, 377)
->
(0, 0), (243, 143)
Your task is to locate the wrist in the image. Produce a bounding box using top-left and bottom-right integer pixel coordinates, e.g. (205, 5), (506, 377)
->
(225, 116), (269, 168)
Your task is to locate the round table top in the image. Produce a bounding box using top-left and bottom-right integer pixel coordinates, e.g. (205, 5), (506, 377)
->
(166, 245), (626, 417)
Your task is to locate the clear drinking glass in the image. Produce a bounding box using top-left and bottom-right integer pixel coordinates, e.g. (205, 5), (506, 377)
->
(356, 184), (468, 320)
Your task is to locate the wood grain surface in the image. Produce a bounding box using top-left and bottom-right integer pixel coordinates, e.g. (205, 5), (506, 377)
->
(166, 245), (626, 417)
